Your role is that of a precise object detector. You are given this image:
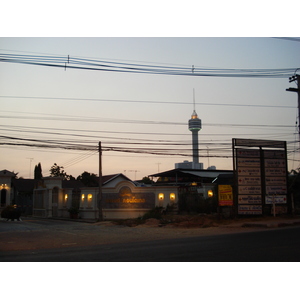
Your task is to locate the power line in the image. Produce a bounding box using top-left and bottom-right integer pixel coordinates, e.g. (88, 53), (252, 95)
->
(1, 53), (298, 78)
(0, 114), (295, 129)
(0, 96), (296, 109)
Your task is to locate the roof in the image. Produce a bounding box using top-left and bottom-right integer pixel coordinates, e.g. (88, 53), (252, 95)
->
(150, 168), (233, 178)
(62, 173), (133, 188)
(12, 179), (36, 192)
(62, 180), (85, 189)
(212, 174), (234, 185)
(149, 168), (233, 185)
(0, 169), (17, 177)
(102, 173), (133, 186)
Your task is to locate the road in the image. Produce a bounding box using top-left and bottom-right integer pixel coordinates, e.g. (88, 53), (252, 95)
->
(1, 218), (299, 261)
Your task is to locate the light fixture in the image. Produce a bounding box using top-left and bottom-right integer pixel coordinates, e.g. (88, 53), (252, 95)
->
(207, 190), (214, 198)
(158, 193), (164, 201)
(170, 193), (176, 201)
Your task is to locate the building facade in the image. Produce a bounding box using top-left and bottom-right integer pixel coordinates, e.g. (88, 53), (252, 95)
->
(32, 173), (179, 220)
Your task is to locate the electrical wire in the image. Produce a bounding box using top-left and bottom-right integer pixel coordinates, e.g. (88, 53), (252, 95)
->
(1, 53), (298, 78)
(0, 96), (296, 109)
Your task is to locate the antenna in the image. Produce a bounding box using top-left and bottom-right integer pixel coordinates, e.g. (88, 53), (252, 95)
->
(193, 88), (196, 111)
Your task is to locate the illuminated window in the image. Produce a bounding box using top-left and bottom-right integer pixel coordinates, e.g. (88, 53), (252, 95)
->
(87, 194), (93, 208)
(63, 194), (68, 207)
(158, 193), (164, 201)
(170, 193), (176, 201)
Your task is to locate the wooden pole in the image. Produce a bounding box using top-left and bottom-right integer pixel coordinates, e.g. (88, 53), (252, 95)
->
(98, 141), (103, 221)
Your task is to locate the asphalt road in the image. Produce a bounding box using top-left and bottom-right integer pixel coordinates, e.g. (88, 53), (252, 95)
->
(1, 219), (299, 262)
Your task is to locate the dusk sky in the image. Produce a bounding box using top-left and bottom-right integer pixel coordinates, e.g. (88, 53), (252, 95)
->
(1, 37), (299, 180)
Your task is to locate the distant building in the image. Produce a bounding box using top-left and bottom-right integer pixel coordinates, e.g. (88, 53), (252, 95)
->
(175, 160), (203, 170)
(0, 170), (34, 215)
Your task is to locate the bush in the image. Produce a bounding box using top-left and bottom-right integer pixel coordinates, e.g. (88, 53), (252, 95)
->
(141, 206), (164, 220)
(1, 205), (21, 221)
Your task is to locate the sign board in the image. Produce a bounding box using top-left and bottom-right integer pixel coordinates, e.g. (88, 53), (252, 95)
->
(233, 139), (287, 215)
(265, 195), (287, 204)
(234, 139), (286, 148)
(238, 195), (262, 204)
(218, 185), (233, 206)
(238, 205), (262, 215)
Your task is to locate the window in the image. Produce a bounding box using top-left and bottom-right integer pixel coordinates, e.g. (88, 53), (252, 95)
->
(87, 194), (93, 208)
(158, 193), (164, 201)
(81, 194), (85, 207)
(63, 194), (68, 207)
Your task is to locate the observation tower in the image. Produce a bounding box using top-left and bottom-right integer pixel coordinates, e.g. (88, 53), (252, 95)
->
(188, 91), (202, 166)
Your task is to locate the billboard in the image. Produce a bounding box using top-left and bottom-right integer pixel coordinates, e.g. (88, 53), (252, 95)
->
(218, 185), (233, 206)
(233, 139), (287, 215)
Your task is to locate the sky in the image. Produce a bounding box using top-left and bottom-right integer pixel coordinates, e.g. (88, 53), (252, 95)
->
(0, 37), (300, 180)
(1, 2), (299, 294)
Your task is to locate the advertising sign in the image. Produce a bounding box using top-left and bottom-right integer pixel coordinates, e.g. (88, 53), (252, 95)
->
(234, 139), (285, 148)
(265, 195), (287, 204)
(237, 167), (261, 176)
(238, 195), (262, 204)
(237, 158), (261, 167)
(238, 205), (262, 215)
(218, 185), (233, 206)
(233, 139), (287, 216)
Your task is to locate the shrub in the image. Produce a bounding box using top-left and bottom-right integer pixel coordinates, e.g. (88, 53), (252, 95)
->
(142, 206), (164, 220)
(68, 207), (79, 214)
(1, 205), (21, 221)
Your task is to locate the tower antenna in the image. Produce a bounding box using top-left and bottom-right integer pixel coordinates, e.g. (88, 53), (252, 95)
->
(193, 88), (196, 111)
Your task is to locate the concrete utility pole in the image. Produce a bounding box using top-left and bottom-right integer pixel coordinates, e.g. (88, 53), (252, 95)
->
(26, 157), (33, 178)
(98, 142), (103, 221)
(286, 74), (300, 147)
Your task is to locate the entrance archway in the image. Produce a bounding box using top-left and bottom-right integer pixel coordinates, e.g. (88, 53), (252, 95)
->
(1, 189), (7, 207)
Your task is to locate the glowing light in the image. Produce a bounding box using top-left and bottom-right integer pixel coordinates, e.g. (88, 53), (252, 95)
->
(1, 184), (8, 190)
(208, 190), (214, 198)
(158, 193), (164, 200)
(64, 194), (68, 201)
(88, 194), (93, 201)
(170, 193), (176, 201)
(81, 194), (85, 201)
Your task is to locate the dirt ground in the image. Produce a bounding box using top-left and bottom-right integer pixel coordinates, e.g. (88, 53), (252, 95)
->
(1, 214), (299, 252)
(112, 213), (298, 228)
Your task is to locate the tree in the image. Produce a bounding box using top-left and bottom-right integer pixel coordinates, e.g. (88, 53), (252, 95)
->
(141, 176), (154, 184)
(289, 168), (300, 213)
(77, 171), (98, 187)
(49, 163), (74, 180)
(34, 162), (43, 180)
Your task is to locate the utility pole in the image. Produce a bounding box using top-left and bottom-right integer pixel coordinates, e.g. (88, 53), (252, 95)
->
(26, 157), (33, 178)
(156, 163), (161, 172)
(98, 142), (103, 221)
(286, 74), (300, 147)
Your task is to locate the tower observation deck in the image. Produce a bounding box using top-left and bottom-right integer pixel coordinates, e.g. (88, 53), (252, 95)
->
(188, 109), (202, 164)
